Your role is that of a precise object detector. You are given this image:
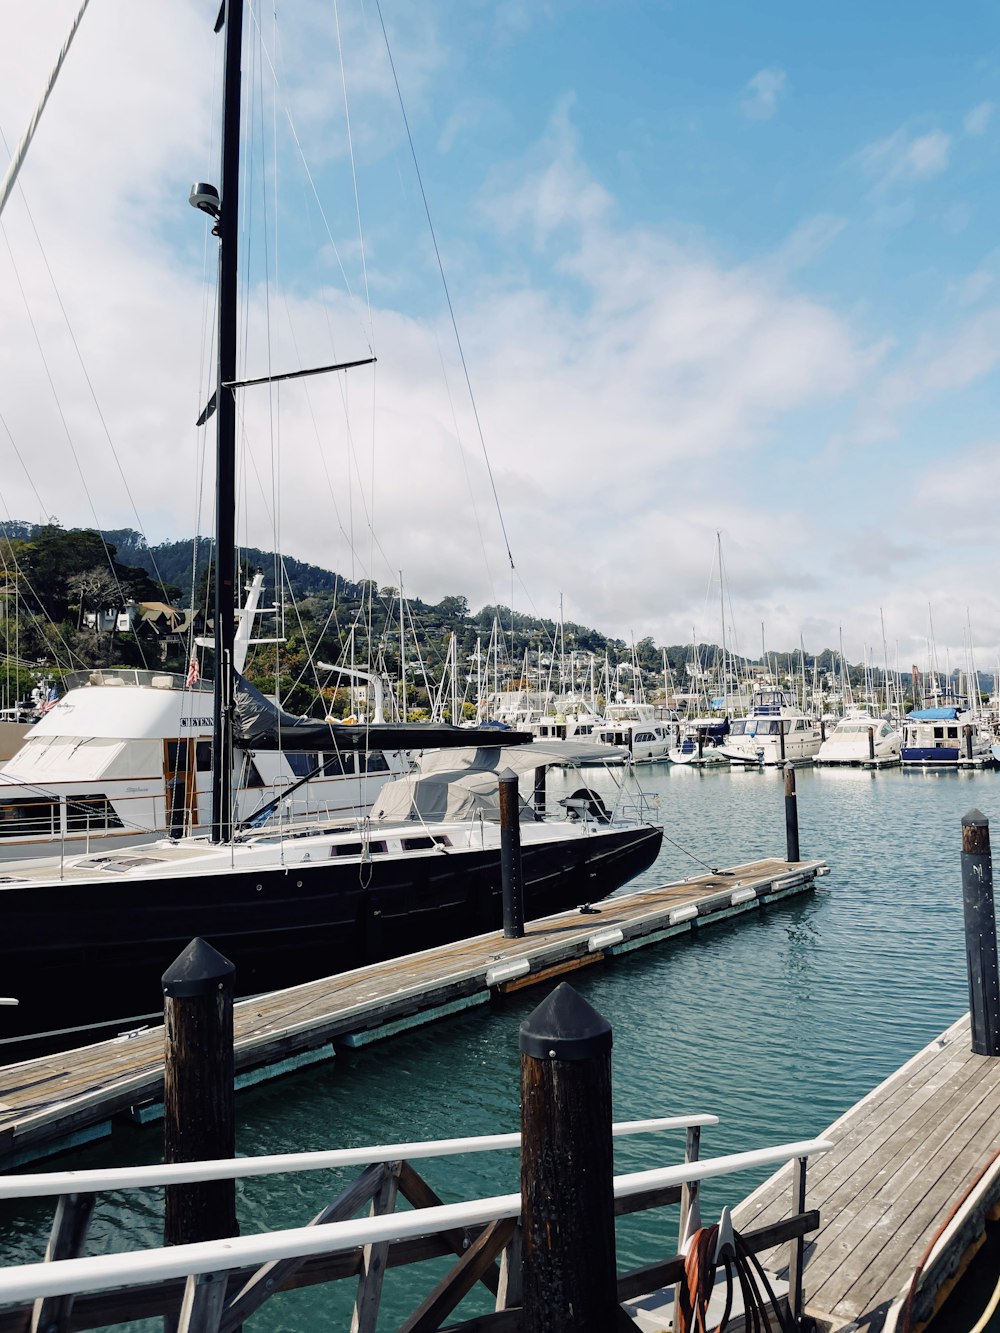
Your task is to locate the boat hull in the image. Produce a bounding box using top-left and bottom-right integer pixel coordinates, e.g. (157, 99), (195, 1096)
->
(0, 822), (663, 1058)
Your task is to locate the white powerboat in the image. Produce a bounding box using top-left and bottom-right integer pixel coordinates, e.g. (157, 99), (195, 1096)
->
(815, 713), (901, 767)
(717, 689), (822, 766)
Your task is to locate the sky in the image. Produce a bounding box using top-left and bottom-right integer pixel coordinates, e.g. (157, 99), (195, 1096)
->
(2, 1), (1000, 672)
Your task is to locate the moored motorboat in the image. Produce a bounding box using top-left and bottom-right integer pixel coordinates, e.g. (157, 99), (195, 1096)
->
(900, 707), (994, 768)
(668, 717), (730, 765)
(815, 713), (902, 767)
(717, 689), (822, 767)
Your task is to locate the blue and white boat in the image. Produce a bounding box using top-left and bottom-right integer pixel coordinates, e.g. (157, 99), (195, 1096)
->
(900, 706), (994, 768)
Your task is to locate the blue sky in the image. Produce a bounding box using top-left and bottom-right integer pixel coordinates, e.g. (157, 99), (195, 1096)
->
(2, 1), (1000, 670)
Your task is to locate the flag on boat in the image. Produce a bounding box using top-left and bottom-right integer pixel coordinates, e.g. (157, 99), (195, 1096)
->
(186, 653), (200, 687)
(40, 686), (59, 714)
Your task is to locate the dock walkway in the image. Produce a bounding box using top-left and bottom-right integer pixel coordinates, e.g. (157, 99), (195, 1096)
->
(0, 856), (825, 1171)
(734, 1012), (1000, 1332)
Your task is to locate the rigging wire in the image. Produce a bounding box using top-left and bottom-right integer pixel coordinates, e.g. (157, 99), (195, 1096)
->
(373, 0), (517, 575)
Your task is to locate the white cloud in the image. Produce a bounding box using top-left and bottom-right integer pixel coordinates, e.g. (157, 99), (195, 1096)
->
(3, 6), (1000, 663)
(857, 127), (951, 188)
(741, 68), (787, 121)
(964, 101), (995, 136)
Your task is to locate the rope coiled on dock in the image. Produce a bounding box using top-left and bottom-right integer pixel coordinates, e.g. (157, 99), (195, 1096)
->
(676, 1224), (797, 1333)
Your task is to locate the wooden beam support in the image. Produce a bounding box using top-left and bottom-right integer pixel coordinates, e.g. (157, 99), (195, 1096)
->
(399, 1218), (517, 1333)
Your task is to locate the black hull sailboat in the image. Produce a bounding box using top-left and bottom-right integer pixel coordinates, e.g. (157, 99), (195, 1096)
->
(0, 816), (661, 1058)
(0, 2), (664, 1061)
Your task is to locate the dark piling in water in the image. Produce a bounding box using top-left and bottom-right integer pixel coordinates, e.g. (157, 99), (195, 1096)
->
(961, 810), (1000, 1056)
(162, 937), (237, 1246)
(519, 983), (617, 1332)
(499, 769), (525, 939)
(784, 762), (800, 863)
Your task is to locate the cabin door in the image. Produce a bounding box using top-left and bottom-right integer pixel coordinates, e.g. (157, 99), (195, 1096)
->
(163, 740), (196, 837)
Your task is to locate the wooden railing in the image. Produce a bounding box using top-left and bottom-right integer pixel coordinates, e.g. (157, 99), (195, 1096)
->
(0, 1121), (828, 1332)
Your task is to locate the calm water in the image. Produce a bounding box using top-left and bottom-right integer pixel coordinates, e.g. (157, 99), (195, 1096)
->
(1, 764), (995, 1328)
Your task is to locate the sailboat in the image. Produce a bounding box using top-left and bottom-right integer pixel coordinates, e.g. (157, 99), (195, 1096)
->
(0, 2), (663, 1059)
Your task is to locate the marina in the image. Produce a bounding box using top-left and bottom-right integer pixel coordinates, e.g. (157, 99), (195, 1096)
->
(1, 764), (999, 1330)
(2, 1), (1000, 1329)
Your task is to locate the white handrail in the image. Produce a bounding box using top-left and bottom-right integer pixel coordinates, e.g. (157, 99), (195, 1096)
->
(0, 1138), (833, 1304)
(0, 1114), (720, 1199)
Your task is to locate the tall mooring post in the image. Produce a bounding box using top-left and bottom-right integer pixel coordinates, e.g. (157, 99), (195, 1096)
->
(961, 810), (1000, 1056)
(162, 937), (238, 1246)
(499, 768), (525, 939)
(784, 762), (800, 864)
(519, 983), (618, 1332)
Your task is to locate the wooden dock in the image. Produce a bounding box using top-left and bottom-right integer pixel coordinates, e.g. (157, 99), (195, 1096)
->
(0, 856), (825, 1171)
(734, 1012), (1000, 1332)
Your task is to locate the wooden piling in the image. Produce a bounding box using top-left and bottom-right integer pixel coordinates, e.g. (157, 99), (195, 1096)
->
(784, 763), (800, 864)
(779, 723), (786, 762)
(162, 938), (238, 1247)
(499, 769), (525, 940)
(964, 725), (974, 762)
(961, 810), (1000, 1056)
(867, 726), (875, 762)
(519, 983), (618, 1332)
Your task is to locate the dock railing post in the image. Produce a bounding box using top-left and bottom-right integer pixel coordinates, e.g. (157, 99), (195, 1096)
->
(784, 762), (800, 864)
(499, 768), (525, 939)
(961, 810), (1000, 1056)
(519, 983), (618, 1332)
(162, 937), (238, 1247)
(533, 765), (546, 817)
(788, 1154), (807, 1323)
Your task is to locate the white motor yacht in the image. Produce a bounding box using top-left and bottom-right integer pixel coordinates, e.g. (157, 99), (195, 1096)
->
(815, 713), (901, 767)
(717, 689), (822, 766)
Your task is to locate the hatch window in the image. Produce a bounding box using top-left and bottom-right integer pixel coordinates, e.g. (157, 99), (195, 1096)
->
(360, 752), (390, 773)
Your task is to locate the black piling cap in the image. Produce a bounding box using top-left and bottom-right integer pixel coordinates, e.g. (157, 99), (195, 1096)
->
(519, 982), (612, 1061)
(162, 937), (235, 998)
(964, 808), (989, 828)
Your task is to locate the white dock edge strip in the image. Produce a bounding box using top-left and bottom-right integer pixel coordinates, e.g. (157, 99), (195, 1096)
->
(0, 1139), (832, 1302)
(0, 1115), (721, 1199)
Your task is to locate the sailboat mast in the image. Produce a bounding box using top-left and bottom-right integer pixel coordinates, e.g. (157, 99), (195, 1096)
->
(211, 0), (244, 845)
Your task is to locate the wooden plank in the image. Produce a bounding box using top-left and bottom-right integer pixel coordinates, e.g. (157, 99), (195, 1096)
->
(730, 1015), (1000, 1332)
(350, 1161), (401, 1333)
(177, 1272), (226, 1333)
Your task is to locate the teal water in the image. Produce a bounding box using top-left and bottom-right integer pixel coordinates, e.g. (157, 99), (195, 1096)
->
(0, 764), (994, 1328)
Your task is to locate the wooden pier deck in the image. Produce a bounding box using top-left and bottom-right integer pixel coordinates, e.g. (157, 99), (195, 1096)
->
(734, 1012), (1000, 1332)
(0, 856), (825, 1171)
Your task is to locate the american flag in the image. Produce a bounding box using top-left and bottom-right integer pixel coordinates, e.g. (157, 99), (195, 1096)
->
(186, 653), (200, 688)
(40, 686), (59, 714)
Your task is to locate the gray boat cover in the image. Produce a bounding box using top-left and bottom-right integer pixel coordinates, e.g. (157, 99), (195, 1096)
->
(371, 740), (627, 823)
(232, 673), (531, 752)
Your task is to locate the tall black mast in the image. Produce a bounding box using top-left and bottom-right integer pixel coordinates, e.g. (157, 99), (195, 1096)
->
(211, 0), (243, 843)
